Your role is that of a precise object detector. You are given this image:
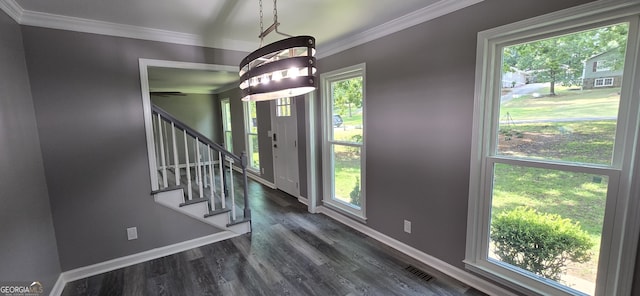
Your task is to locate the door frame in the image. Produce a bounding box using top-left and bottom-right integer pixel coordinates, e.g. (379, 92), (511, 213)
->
(271, 98), (300, 197)
(138, 58), (237, 191)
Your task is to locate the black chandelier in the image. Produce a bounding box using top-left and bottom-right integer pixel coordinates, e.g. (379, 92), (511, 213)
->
(239, 0), (317, 101)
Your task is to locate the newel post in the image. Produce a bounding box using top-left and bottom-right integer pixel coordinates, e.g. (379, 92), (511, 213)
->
(241, 152), (251, 219)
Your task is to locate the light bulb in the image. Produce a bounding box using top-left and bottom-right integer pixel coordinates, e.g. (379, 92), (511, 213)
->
(272, 71), (283, 81)
(262, 74), (270, 85)
(288, 67), (299, 78)
(250, 77), (259, 87)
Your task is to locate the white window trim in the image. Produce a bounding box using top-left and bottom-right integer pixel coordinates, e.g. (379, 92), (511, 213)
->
(320, 63), (367, 221)
(595, 77), (615, 87)
(275, 97), (292, 117)
(595, 60), (613, 72)
(465, 2), (640, 296)
(221, 98), (232, 152)
(243, 101), (260, 173)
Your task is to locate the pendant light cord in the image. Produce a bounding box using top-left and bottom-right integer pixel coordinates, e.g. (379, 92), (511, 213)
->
(258, 0), (292, 47)
(259, 0), (264, 46)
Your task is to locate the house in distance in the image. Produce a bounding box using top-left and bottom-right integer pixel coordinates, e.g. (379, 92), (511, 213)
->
(582, 48), (624, 89)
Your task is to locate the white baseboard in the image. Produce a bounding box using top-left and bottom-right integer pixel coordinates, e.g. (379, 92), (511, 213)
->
(248, 174), (276, 189)
(297, 196), (309, 205)
(51, 231), (238, 296)
(316, 206), (517, 296)
(231, 166), (276, 189)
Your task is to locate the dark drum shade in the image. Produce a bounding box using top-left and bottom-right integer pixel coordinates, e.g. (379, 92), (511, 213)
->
(239, 36), (317, 101)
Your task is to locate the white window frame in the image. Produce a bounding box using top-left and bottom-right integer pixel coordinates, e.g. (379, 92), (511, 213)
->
(321, 63), (367, 220)
(465, 2), (640, 296)
(243, 101), (260, 172)
(595, 77), (615, 87)
(595, 60), (613, 72)
(276, 97), (292, 117)
(221, 98), (232, 152)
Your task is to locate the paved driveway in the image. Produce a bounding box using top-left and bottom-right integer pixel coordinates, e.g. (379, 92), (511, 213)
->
(501, 82), (549, 103)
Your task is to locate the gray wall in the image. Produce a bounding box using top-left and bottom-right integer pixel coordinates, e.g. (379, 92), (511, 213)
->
(217, 88), (243, 156)
(0, 11), (61, 294)
(6, 0), (640, 293)
(21, 26), (246, 271)
(152, 93), (222, 144)
(216, 88), (275, 182)
(256, 101), (274, 181)
(316, 0), (598, 270)
(152, 93), (222, 167)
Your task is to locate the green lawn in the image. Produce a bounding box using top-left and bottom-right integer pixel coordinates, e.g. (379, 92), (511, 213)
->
(501, 86), (620, 120)
(332, 112), (363, 206)
(493, 121), (615, 242)
(492, 164), (607, 239)
(342, 113), (362, 126)
(492, 87), (621, 282)
(499, 121), (616, 165)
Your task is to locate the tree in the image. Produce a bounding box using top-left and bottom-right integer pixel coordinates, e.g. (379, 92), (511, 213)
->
(503, 23), (628, 95)
(332, 77), (363, 117)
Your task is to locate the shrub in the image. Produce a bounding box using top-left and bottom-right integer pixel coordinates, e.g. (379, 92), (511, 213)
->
(349, 177), (361, 206)
(490, 207), (593, 281)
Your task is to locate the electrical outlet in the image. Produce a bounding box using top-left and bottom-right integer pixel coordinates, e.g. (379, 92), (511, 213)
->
(127, 227), (138, 240)
(261, 168), (264, 174)
(404, 220), (411, 234)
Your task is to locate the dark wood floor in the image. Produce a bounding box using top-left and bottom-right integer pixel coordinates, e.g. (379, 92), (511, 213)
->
(61, 178), (486, 296)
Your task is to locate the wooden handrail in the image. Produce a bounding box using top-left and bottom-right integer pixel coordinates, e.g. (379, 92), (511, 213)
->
(152, 104), (251, 223)
(152, 104), (243, 164)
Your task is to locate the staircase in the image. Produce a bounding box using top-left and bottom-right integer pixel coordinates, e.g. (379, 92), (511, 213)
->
(150, 105), (251, 235)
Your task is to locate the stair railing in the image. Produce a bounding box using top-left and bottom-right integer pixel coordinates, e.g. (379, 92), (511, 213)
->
(151, 104), (251, 224)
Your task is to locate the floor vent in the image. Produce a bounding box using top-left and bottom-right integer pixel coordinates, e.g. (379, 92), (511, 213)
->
(405, 265), (434, 282)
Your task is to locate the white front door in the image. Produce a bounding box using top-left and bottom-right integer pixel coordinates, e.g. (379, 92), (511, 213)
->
(272, 97), (299, 197)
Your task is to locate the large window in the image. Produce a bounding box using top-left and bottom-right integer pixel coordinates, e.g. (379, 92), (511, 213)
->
(466, 4), (640, 296)
(244, 101), (260, 172)
(321, 64), (366, 219)
(221, 98), (232, 152)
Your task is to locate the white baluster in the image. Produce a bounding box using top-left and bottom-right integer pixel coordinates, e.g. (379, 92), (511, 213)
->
(219, 151), (226, 209)
(229, 158), (235, 221)
(157, 114), (168, 188)
(163, 119), (170, 176)
(208, 146), (215, 210)
(171, 122), (179, 186)
(184, 131), (192, 201)
(152, 115), (160, 179)
(195, 138), (203, 198)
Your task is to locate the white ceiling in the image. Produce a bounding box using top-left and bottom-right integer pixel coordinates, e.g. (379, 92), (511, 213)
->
(148, 67), (239, 94)
(4, 0), (481, 93)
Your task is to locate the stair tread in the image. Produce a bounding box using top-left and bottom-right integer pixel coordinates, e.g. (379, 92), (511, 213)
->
(227, 217), (251, 227)
(204, 208), (232, 217)
(151, 185), (184, 195)
(179, 198), (208, 207)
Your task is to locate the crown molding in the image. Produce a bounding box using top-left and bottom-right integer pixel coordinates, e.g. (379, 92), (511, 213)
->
(0, 0), (23, 23)
(18, 9), (258, 52)
(317, 0), (484, 58)
(2, 0), (482, 57)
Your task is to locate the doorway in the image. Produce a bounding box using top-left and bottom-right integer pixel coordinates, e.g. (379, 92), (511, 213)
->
(138, 59), (237, 190)
(272, 97), (300, 197)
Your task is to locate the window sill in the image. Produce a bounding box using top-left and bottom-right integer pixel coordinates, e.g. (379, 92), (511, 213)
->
(322, 199), (367, 223)
(464, 260), (588, 296)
